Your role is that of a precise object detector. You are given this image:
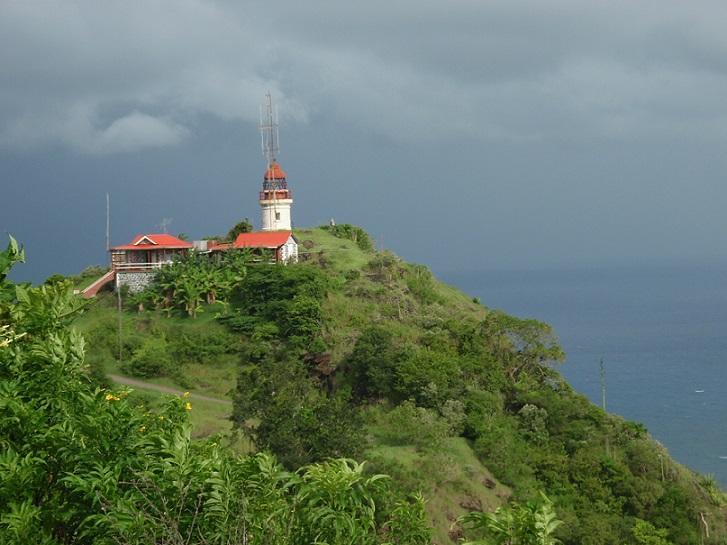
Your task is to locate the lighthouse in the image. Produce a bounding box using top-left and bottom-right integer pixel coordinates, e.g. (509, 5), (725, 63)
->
(259, 92), (293, 231)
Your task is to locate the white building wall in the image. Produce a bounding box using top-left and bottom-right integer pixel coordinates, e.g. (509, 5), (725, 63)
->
(280, 235), (299, 263)
(260, 199), (292, 231)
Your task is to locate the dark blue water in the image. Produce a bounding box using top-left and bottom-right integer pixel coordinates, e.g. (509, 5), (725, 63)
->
(441, 264), (727, 486)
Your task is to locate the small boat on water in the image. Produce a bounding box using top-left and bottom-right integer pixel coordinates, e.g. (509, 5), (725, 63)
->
(695, 389), (705, 393)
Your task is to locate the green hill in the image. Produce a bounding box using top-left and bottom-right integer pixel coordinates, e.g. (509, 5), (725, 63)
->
(73, 226), (727, 545)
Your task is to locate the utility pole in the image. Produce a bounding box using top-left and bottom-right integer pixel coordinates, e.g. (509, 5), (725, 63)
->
(600, 358), (606, 412)
(117, 286), (123, 364)
(106, 193), (110, 253)
(600, 358), (610, 457)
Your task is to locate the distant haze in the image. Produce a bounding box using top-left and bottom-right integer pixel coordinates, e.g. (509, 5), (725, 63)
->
(3, 1), (727, 282)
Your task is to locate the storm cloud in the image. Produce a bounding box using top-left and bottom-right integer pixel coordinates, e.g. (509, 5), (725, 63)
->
(2, 1), (727, 280)
(4, 1), (727, 152)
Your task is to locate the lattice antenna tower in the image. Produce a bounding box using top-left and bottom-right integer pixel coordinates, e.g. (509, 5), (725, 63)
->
(259, 91), (280, 168)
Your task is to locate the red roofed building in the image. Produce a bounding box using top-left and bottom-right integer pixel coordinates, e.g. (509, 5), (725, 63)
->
(232, 230), (298, 263)
(105, 234), (193, 293)
(110, 234), (192, 270)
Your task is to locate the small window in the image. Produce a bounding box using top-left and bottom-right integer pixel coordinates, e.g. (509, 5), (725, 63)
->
(275, 212), (281, 220)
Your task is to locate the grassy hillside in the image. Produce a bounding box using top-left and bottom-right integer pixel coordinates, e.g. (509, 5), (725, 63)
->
(73, 226), (727, 545)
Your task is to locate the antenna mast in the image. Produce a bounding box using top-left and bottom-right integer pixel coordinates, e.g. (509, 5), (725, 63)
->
(260, 91), (280, 168)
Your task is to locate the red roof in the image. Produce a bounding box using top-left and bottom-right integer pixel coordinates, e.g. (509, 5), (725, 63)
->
(234, 231), (292, 249)
(207, 241), (233, 251)
(111, 233), (193, 251)
(264, 162), (286, 180)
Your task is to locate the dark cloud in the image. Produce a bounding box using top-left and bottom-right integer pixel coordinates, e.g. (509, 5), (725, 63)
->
(2, 1), (727, 281)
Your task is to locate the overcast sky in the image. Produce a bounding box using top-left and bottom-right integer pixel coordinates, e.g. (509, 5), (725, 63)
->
(2, 1), (727, 283)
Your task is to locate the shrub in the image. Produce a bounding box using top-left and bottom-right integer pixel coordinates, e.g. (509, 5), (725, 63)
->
(473, 415), (535, 487)
(234, 357), (363, 468)
(321, 223), (374, 251)
(124, 336), (173, 378)
(373, 401), (452, 451)
(393, 347), (462, 407)
(345, 269), (361, 281)
(346, 326), (398, 399)
(44, 273), (67, 285)
(518, 403), (550, 445)
(404, 264), (442, 305)
(169, 327), (240, 365)
(462, 389), (505, 438)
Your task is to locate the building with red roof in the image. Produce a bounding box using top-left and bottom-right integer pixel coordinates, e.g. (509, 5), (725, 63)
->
(103, 233), (193, 294)
(111, 233), (193, 251)
(233, 230), (298, 263)
(110, 234), (192, 270)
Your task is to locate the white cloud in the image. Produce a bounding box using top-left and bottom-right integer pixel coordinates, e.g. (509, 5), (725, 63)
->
(0, 105), (189, 155)
(79, 111), (189, 154)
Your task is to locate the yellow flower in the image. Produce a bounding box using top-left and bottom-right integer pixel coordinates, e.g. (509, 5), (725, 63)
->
(105, 393), (120, 402)
(183, 391), (191, 398)
(159, 415), (165, 421)
(139, 425), (146, 433)
(185, 402), (193, 411)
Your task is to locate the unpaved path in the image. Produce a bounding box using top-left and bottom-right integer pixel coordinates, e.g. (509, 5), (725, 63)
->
(108, 374), (232, 406)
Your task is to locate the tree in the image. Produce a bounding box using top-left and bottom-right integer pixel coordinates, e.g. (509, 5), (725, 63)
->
(631, 519), (673, 545)
(346, 325), (400, 400)
(234, 357), (363, 468)
(226, 217), (253, 241)
(481, 312), (565, 381)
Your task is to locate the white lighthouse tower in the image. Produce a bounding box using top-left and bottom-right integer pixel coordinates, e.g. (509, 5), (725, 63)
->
(259, 92), (293, 231)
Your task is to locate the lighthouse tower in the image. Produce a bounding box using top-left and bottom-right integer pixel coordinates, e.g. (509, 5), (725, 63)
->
(259, 92), (293, 231)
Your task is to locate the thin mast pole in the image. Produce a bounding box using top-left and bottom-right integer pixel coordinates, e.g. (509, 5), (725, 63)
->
(600, 358), (606, 411)
(600, 358), (610, 457)
(106, 193), (110, 252)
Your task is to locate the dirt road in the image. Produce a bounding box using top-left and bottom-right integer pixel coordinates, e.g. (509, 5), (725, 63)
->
(108, 374), (232, 406)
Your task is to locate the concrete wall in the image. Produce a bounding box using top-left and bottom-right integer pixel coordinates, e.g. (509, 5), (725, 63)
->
(116, 271), (155, 293)
(260, 199), (292, 231)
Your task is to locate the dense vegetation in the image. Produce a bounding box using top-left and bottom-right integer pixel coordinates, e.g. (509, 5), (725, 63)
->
(0, 237), (431, 544)
(13, 225), (727, 544)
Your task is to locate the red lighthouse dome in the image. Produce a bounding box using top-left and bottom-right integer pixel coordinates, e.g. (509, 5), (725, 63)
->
(264, 162), (286, 180)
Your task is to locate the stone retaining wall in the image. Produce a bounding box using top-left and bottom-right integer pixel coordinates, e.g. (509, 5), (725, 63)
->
(116, 271), (155, 293)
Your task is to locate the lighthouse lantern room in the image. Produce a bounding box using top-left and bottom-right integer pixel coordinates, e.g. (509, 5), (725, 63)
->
(259, 92), (293, 231)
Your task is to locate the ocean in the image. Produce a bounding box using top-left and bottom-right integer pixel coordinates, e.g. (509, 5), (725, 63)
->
(441, 264), (727, 486)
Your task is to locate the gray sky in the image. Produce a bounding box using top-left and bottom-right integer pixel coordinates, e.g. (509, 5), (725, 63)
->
(2, 1), (727, 282)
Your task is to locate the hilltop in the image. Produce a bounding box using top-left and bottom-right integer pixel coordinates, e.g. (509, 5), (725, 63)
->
(72, 225), (727, 545)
